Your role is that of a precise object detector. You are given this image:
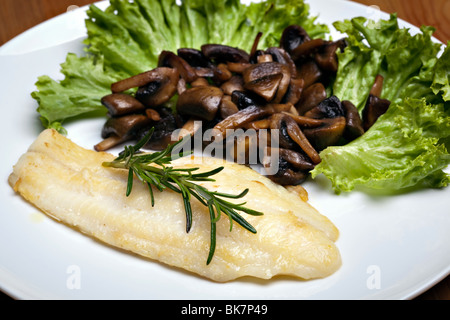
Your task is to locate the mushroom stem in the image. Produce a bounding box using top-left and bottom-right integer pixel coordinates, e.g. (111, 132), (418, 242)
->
(270, 113), (321, 164)
(94, 135), (124, 152)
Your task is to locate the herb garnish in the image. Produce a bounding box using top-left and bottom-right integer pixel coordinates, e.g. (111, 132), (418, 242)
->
(102, 128), (264, 265)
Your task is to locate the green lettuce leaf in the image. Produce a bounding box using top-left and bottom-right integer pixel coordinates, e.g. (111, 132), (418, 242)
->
(312, 16), (450, 194)
(32, 54), (126, 134)
(332, 14), (442, 111)
(431, 41), (450, 101)
(32, 0), (328, 132)
(311, 98), (450, 194)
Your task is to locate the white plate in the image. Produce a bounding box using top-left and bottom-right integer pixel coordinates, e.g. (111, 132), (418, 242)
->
(0, 0), (449, 300)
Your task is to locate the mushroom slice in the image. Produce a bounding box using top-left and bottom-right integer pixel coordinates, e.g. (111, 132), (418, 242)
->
(283, 77), (304, 105)
(263, 147), (309, 186)
(244, 73), (283, 102)
(212, 63), (233, 83)
(173, 117), (203, 141)
(257, 54), (273, 63)
(231, 90), (265, 109)
(244, 118), (271, 130)
(280, 25), (311, 54)
(342, 100), (364, 141)
(137, 107), (179, 151)
(101, 93), (146, 117)
(201, 44), (250, 63)
(270, 113), (321, 164)
(177, 48), (212, 68)
(362, 94), (391, 131)
(296, 59), (323, 89)
(111, 67), (178, 94)
(190, 77), (210, 87)
(193, 67), (215, 78)
(134, 68), (180, 107)
(296, 82), (327, 115)
(303, 117), (347, 151)
(158, 50), (197, 83)
(283, 113), (324, 128)
(314, 41), (339, 73)
(290, 38), (324, 61)
(176, 86), (223, 121)
(242, 62), (291, 103)
(95, 114), (152, 151)
(265, 47), (297, 78)
(220, 75), (244, 95)
(226, 62), (252, 73)
(303, 95), (345, 119)
(361, 74), (391, 130)
(145, 108), (161, 121)
(219, 97), (239, 119)
(212, 105), (271, 141)
(278, 147), (316, 171)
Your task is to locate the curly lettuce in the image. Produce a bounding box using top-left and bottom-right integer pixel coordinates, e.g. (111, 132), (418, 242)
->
(311, 98), (450, 194)
(311, 16), (450, 194)
(31, 0), (328, 132)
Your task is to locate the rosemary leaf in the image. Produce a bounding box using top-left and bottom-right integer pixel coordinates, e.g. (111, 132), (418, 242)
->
(102, 128), (264, 265)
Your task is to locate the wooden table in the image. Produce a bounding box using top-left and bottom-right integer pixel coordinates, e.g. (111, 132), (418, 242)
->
(0, 0), (449, 300)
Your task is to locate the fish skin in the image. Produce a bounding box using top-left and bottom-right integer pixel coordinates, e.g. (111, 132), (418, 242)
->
(9, 129), (341, 282)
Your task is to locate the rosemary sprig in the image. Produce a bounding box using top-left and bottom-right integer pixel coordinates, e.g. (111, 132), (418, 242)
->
(102, 128), (263, 265)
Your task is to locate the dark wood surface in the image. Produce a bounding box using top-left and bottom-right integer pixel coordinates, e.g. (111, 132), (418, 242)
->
(0, 0), (448, 300)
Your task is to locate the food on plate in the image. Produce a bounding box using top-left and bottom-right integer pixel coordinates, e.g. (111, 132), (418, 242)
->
(8, 129), (341, 281)
(31, 0), (450, 195)
(93, 24), (367, 187)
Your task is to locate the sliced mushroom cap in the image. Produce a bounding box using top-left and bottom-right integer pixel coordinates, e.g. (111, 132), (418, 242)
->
(219, 96), (239, 119)
(269, 113), (321, 164)
(177, 48), (212, 67)
(95, 114), (152, 151)
(290, 38), (325, 61)
(342, 100), (364, 141)
(231, 90), (265, 109)
(136, 107), (179, 151)
(201, 44), (250, 63)
(242, 62), (291, 103)
(111, 67), (178, 94)
(295, 82), (327, 115)
(278, 147), (316, 171)
(176, 86), (223, 121)
(282, 77), (304, 105)
(212, 105), (271, 141)
(101, 114), (151, 139)
(134, 67), (179, 107)
(257, 54), (273, 63)
(101, 93), (145, 117)
(244, 73), (283, 102)
(362, 94), (391, 131)
(158, 50), (197, 83)
(264, 147), (309, 185)
(303, 95), (345, 119)
(303, 116), (346, 151)
(265, 47), (297, 78)
(314, 41), (340, 72)
(212, 63), (233, 83)
(296, 59), (323, 89)
(280, 25), (311, 54)
(220, 75), (244, 95)
(226, 61), (252, 74)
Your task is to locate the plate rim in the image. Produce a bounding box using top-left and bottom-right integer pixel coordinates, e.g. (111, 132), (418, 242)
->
(0, 0), (448, 300)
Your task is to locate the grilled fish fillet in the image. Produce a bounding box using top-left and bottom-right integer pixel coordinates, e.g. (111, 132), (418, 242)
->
(9, 129), (341, 282)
